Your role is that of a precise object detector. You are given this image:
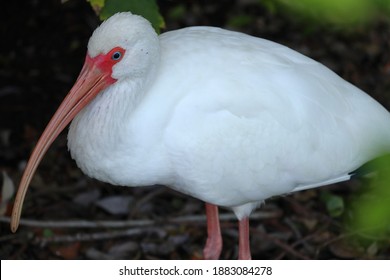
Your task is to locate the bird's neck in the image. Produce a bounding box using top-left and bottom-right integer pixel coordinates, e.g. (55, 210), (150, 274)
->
(79, 77), (145, 127)
(67, 76), (150, 184)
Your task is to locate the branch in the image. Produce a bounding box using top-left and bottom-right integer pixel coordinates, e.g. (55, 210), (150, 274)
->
(34, 227), (166, 246)
(0, 210), (281, 229)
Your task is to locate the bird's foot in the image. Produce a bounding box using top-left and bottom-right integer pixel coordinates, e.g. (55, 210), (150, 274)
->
(203, 235), (223, 260)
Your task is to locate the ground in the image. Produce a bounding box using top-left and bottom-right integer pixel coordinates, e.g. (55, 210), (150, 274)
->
(1, 0), (390, 259)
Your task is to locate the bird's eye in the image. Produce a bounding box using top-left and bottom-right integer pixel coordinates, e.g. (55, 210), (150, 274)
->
(111, 51), (122, 61)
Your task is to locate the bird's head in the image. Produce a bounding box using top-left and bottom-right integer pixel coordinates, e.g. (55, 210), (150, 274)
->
(87, 12), (159, 82)
(10, 12), (159, 232)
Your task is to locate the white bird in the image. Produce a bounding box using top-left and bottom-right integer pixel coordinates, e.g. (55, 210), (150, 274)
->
(11, 12), (390, 260)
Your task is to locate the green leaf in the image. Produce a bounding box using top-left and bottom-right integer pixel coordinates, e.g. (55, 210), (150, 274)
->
(87, 0), (105, 9)
(99, 0), (165, 33)
(275, 0), (376, 27)
(43, 228), (54, 238)
(87, 0), (105, 14)
(349, 155), (390, 238)
(227, 15), (254, 28)
(321, 191), (345, 217)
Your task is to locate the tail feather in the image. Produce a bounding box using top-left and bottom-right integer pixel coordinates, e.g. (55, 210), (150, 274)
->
(350, 154), (390, 180)
(290, 154), (390, 194)
(290, 174), (352, 193)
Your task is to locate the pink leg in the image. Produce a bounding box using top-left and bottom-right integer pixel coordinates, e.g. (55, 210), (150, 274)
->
(238, 217), (251, 260)
(203, 203), (223, 260)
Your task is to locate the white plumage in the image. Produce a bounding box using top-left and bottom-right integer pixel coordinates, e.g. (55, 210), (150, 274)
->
(12, 12), (390, 259)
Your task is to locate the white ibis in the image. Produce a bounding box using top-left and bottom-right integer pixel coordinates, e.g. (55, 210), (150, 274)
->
(11, 12), (390, 260)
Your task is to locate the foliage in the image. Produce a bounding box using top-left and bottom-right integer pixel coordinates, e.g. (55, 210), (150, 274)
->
(348, 156), (390, 239)
(84, 0), (390, 33)
(321, 191), (344, 217)
(87, 0), (105, 13)
(263, 0), (390, 29)
(87, 0), (164, 33)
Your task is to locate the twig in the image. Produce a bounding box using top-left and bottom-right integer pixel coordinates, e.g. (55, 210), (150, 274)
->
(0, 210), (282, 247)
(251, 227), (311, 260)
(0, 210), (281, 229)
(34, 227), (166, 246)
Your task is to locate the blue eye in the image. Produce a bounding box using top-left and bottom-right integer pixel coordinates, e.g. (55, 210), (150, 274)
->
(111, 51), (122, 60)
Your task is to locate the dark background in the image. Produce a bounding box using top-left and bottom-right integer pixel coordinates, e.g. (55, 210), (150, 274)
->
(1, 0), (390, 259)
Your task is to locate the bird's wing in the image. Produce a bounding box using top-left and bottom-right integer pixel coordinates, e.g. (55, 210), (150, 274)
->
(138, 27), (390, 206)
(290, 174), (352, 192)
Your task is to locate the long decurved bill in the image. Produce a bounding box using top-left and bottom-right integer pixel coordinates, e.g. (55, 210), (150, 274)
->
(11, 55), (114, 232)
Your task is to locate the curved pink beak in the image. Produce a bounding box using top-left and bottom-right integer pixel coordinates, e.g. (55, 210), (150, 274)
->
(11, 55), (115, 232)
